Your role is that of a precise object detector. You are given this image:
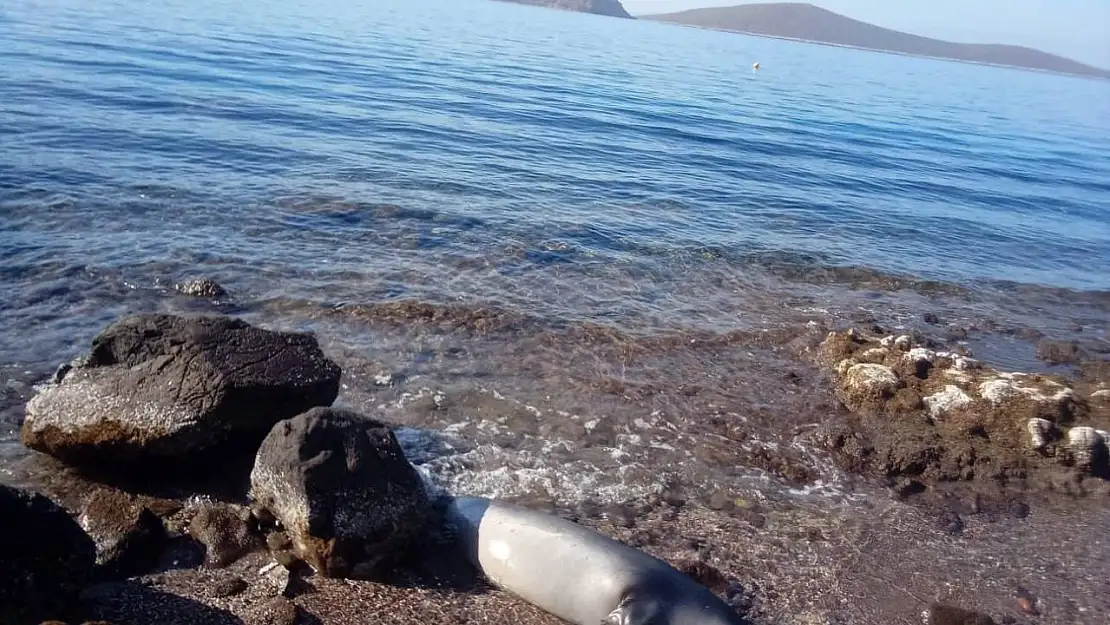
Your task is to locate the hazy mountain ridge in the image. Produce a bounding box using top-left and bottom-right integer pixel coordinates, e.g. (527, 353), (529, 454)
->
(647, 2), (1110, 80)
(496, 0), (632, 19)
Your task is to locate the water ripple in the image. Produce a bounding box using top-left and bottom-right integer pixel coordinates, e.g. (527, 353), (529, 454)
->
(1, 0), (1109, 369)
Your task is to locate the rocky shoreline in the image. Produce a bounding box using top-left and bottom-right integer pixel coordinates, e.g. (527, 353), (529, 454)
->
(2, 306), (1108, 625)
(815, 327), (1110, 494)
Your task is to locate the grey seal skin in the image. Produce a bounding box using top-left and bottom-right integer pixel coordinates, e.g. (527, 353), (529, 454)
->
(447, 496), (747, 625)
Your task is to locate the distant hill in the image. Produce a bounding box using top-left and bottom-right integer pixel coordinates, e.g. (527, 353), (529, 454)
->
(497, 0), (632, 19)
(646, 2), (1110, 80)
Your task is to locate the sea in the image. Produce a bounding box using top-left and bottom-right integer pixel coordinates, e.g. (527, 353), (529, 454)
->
(2, 0), (1110, 620)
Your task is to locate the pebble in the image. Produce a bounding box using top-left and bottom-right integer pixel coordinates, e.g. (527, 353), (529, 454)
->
(212, 577), (248, 598)
(1026, 418), (1054, 450)
(1067, 426), (1106, 471)
(1017, 596), (1039, 616)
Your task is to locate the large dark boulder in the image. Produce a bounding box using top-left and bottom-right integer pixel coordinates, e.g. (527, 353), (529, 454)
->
(0, 484), (96, 624)
(249, 407), (431, 579)
(21, 314), (342, 469)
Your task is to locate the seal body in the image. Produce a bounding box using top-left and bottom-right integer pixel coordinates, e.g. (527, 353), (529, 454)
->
(447, 496), (747, 625)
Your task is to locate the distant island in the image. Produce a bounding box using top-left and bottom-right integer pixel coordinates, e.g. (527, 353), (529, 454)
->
(496, 0), (632, 19)
(645, 3), (1110, 80)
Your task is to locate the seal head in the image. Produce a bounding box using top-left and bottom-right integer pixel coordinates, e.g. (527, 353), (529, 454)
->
(607, 573), (748, 625)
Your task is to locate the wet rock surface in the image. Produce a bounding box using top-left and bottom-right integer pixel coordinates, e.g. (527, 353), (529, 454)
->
(175, 278), (229, 299)
(249, 407), (431, 579)
(1035, 339), (1088, 366)
(817, 328), (1110, 489)
(80, 487), (169, 578)
(0, 484), (97, 624)
(3, 302), (1109, 625)
(21, 313), (342, 470)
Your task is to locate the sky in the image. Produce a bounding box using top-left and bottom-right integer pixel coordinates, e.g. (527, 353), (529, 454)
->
(623, 0), (1110, 69)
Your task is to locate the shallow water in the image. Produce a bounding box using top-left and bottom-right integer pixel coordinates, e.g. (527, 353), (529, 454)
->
(2, 0), (1110, 621)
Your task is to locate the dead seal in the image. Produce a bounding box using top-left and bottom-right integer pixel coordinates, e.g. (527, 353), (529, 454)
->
(447, 496), (747, 625)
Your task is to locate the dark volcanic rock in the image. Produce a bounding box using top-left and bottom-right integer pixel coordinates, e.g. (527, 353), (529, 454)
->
(188, 503), (261, 568)
(80, 488), (168, 578)
(249, 407), (431, 579)
(22, 313), (342, 469)
(0, 485), (96, 624)
(175, 278), (228, 299)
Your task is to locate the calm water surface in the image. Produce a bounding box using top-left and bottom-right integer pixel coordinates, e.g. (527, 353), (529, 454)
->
(3, 1), (1110, 621)
(2, 0), (1109, 463)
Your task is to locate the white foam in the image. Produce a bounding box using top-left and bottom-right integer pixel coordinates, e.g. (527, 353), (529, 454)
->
(394, 421), (665, 505)
(390, 387), (861, 509)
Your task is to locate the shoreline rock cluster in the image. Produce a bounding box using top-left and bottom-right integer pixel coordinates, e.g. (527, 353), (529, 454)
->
(3, 313), (436, 624)
(2, 312), (1094, 625)
(814, 327), (1110, 489)
(22, 313), (343, 469)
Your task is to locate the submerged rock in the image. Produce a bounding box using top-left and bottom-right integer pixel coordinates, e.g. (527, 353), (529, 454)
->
(22, 313), (342, 470)
(175, 277), (228, 299)
(249, 406), (431, 579)
(1036, 339), (1087, 366)
(0, 485), (97, 624)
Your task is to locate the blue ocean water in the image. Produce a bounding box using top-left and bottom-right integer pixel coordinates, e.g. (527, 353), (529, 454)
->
(5, 8), (1110, 614)
(1, 0), (1109, 369)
